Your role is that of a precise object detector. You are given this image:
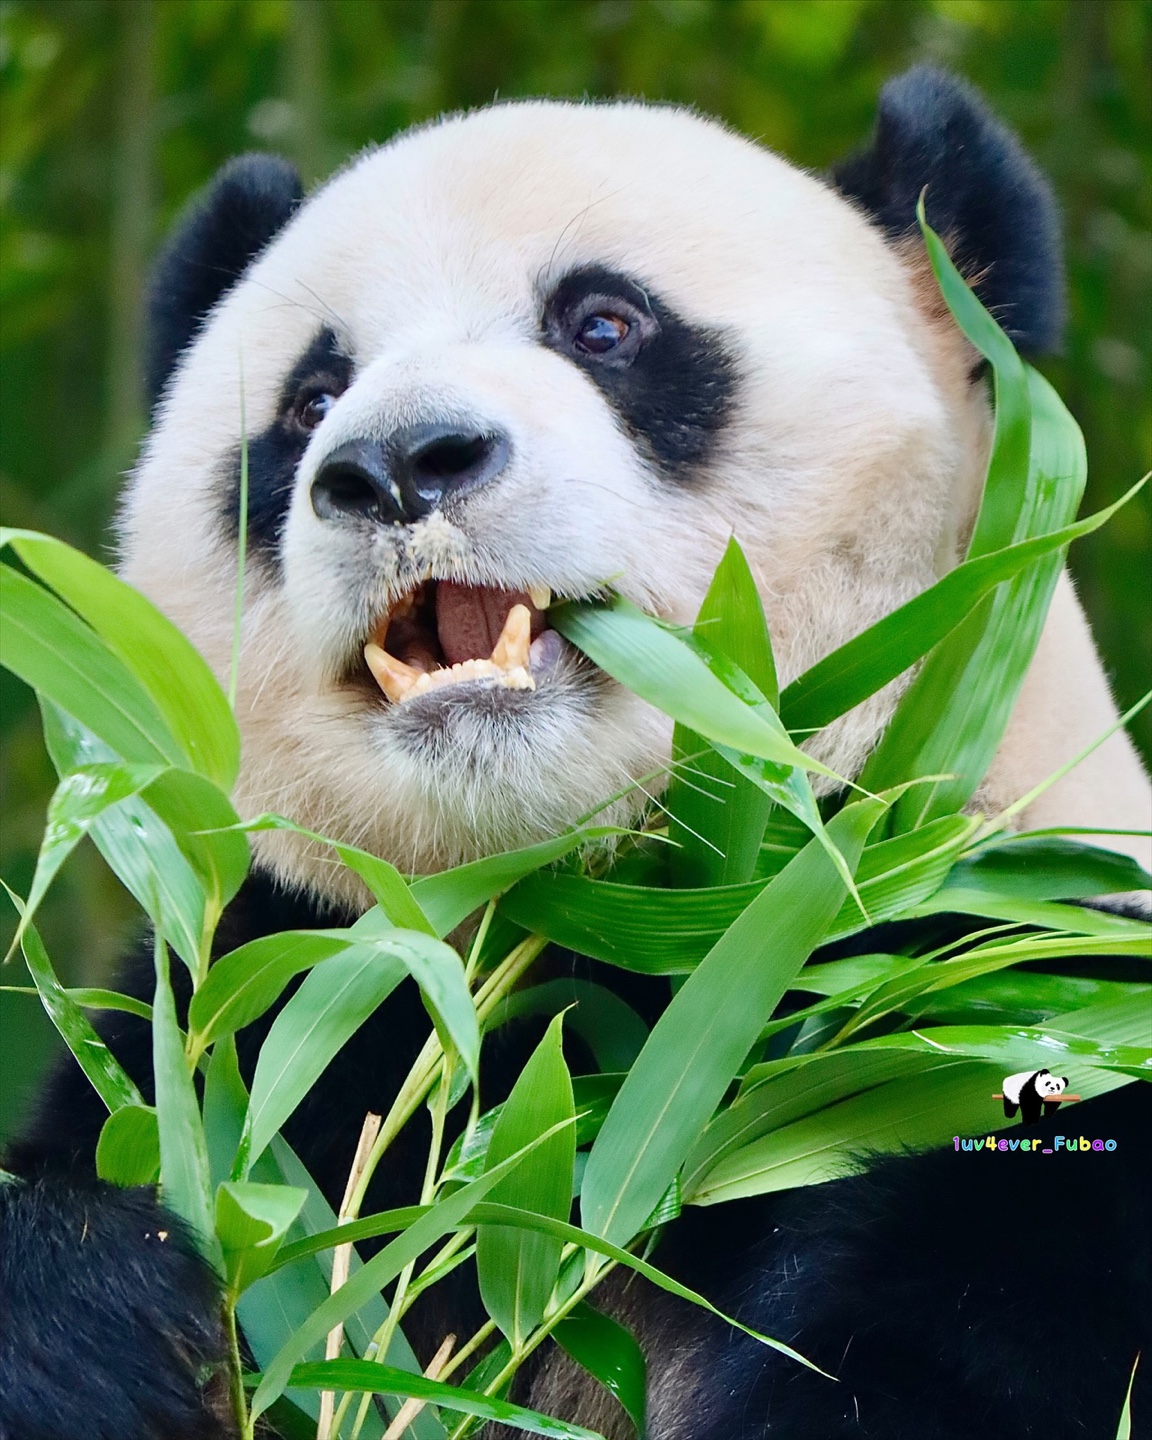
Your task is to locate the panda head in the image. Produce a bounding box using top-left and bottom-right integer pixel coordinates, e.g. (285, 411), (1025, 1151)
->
(1035, 1070), (1069, 1098)
(119, 68), (1063, 902)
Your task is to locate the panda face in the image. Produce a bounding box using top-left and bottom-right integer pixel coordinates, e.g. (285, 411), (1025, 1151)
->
(1036, 1073), (1068, 1098)
(120, 100), (987, 898)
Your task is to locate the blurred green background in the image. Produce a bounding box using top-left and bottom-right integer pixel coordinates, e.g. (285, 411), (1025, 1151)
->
(2, 0), (1150, 1143)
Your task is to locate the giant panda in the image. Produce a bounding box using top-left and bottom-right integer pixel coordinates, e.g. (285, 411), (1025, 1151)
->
(1002, 1068), (1069, 1126)
(2, 67), (1149, 1440)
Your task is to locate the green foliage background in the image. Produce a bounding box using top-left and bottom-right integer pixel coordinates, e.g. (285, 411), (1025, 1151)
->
(1, 0), (1150, 1142)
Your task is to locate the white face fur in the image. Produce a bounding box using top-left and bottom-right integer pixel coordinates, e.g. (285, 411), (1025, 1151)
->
(119, 100), (997, 904)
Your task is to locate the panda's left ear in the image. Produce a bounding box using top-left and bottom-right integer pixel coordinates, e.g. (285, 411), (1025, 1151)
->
(832, 66), (1065, 356)
(146, 153), (304, 408)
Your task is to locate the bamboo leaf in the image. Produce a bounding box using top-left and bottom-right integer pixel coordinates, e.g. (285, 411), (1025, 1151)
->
(410, 825), (631, 937)
(1, 563), (180, 766)
(8, 761), (165, 960)
(477, 1014), (576, 1346)
(581, 796), (884, 1247)
(553, 1302), (646, 1437)
(188, 930), (356, 1053)
(250, 1120), (577, 1419)
(96, 1103), (160, 1186)
(780, 480), (1144, 734)
(152, 934), (218, 1265)
(283, 1360), (605, 1438)
(238, 812), (434, 934)
(239, 943), (409, 1173)
(550, 593), (833, 777)
(666, 537), (775, 886)
(40, 702), (208, 970)
(4, 889), (144, 1115)
(216, 1180), (307, 1293)
(4, 529), (239, 788)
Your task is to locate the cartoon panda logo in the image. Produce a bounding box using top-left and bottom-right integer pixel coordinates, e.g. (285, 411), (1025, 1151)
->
(1002, 1068), (1069, 1126)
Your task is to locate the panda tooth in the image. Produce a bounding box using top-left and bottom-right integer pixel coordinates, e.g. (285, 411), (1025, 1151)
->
(527, 584), (551, 612)
(490, 603), (532, 671)
(364, 642), (420, 703)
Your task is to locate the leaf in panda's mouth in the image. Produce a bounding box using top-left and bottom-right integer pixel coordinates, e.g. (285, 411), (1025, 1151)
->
(363, 580), (558, 704)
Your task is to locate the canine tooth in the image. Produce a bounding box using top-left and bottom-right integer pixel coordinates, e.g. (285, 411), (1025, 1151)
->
(364, 643), (420, 703)
(490, 604), (532, 671)
(528, 584), (552, 611)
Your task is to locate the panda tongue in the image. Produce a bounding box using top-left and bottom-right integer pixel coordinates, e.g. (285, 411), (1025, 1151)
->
(436, 583), (532, 667)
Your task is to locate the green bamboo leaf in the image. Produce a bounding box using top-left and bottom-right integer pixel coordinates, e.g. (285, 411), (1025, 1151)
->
(263, 1197), (823, 1378)
(251, 1120), (577, 1419)
(780, 480), (1144, 733)
(501, 814), (968, 976)
(690, 1062), (1131, 1204)
(152, 934), (218, 1266)
(488, 980), (648, 1073)
(239, 943), (409, 1174)
(216, 1180), (307, 1293)
(40, 701), (208, 970)
(833, 930), (1150, 1045)
(581, 796), (884, 1247)
(6, 761), (165, 961)
(188, 930), (356, 1054)
(0, 985), (153, 1021)
(907, 973), (1144, 1026)
(937, 835), (1152, 902)
(1115, 1355), (1139, 1440)
(4, 529), (239, 788)
(865, 371), (1085, 822)
(410, 825), (631, 937)
(4, 888), (144, 1115)
(550, 593), (833, 777)
(205, 1064), (421, 1437)
(96, 1104), (160, 1186)
(916, 200), (1032, 560)
(237, 812), (434, 934)
(141, 768), (249, 920)
(478, 1014), (576, 1346)
(469, 1202), (826, 1376)
(284, 1360), (605, 1439)
(1, 563), (180, 766)
(554, 1302), (646, 1438)
(666, 537), (775, 886)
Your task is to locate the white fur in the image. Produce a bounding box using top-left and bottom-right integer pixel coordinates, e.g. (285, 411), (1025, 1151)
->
(118, 100), (1152, 904)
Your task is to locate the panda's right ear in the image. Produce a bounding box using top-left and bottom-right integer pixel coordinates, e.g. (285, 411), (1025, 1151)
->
(146, 153), (303, 408)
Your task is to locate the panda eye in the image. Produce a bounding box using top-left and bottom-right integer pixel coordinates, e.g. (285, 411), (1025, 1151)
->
(295, 389), (338, 431)
(575, 312), (631, 355)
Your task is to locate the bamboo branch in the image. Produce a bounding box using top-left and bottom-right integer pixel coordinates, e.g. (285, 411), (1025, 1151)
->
(317, 1111), (383, 1440)
(381, 1334), (457, 1440)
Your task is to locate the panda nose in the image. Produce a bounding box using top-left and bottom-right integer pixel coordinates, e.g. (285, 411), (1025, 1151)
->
(311, 425), (510, 526)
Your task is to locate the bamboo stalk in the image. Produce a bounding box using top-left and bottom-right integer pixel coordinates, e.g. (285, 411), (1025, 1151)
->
(317, 1111), (383, 1440)
(381, 1334), (456, 1440)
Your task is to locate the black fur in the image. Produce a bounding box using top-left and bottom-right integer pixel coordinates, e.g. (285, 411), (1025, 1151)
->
(832, 66), (1065, 354)
(541, 264), (738, 482)
(0, 1177), (229, 1440)
(220, 326), (353, 561)
(146, 154), (303, 408)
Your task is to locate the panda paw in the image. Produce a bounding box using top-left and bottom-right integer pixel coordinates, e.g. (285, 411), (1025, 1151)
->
(0, 1174), (232, 1440)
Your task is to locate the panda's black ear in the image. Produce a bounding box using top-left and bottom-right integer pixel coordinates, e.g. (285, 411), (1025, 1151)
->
(146, 154), (303, 408)
(832, 67), (1064, 355)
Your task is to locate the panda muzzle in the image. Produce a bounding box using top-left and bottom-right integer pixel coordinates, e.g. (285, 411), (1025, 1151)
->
(362, 580), (555, 704)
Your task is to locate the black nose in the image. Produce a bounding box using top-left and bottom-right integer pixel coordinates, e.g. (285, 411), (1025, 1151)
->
(311, 424), (509, 525)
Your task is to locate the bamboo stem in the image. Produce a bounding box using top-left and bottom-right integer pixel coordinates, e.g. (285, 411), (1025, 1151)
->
(317, 1111), (383, 1440)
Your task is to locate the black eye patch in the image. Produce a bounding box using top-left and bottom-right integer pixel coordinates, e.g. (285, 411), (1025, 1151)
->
(221, 326), (353, 563)
(541, 264), (738, 482)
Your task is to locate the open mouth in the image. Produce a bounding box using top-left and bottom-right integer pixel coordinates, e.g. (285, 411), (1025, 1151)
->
(362, 581), (562, 704)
